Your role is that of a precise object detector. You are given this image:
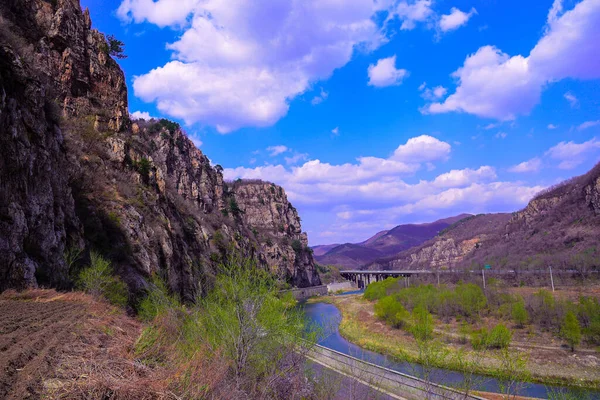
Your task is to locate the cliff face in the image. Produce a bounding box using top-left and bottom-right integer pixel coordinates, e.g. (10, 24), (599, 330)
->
(0, 0), (319, 297)
(232, 182), (320, 287)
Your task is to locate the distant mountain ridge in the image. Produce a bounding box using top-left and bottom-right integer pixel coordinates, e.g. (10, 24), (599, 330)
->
(367, 162), (600, 273)
(313, 214), (472, 269)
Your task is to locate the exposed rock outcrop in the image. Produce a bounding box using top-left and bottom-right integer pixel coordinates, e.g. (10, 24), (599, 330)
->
(232, 182), (320, 287)
(369, 163), (600, 272)
(0, 0), (320, 297)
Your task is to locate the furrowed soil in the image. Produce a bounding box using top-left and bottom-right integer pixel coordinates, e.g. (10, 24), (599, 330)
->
(0, 290), (164, 399)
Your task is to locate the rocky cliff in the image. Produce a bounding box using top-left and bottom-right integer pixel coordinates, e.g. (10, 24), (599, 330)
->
(369, 163), (600, 272)
(0, 0), (319, 299)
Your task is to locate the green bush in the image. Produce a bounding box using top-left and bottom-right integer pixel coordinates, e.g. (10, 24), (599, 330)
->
(471, 324), (511, 350)
(530, 289), (557, 329)
(374, 296), (409, 329)
(78, 251), (128, 306)
(578, 296), (600, 344)
(411, 306), (434, 341)
(456, 283), (487, 320)
(487, 323), (512, 349)
(137, 275), (181, 321)
(512, 300), (529, 328)
(561, 311), (581, 351)
(363, 277), (400, 300)
(470, 328), (489, 350)
(291, 239), (303, 254)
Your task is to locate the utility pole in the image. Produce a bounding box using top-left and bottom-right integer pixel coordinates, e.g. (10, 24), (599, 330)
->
(549, 266), (555, 292)
(482, 269), (486, 290)
(437, 271), (440, 287)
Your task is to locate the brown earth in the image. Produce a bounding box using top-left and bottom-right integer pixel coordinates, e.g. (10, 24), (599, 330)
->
(0, 290), (167, 399)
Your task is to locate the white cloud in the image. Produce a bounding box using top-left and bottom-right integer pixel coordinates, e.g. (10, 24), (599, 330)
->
(130, 110), (154, 120)
(547, 124), (558, 129)
(546, 137), (600, 169)
(578, 120), (600, 130)
(391, 135), (451, 162)
(331, 127), (340, 136)
(394, 0), (435, 30)
(311, 88), (329, 105)
(420, 84), (447, 100)
(368, 55), (409, 87)
(190, 136), (203, 148)
(432, 166), (496, 188)
(117, 0), (198, 27)
(564, 92), (579, 108)
(495, 132), (507, 139)
(122, 0), (387, 133)
(425, 0), (600, 120)
(266, 145), (289, 157)
(285, 153), (309, 165)
(424, 46), (540, 120)
(484, 122), (501, 130)
(224, 139), (542, 244)
(439, 7), (477, 32)
(509, 157), (542, 173)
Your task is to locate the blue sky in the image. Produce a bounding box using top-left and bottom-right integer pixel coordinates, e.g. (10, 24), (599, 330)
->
(82, 0), (600, 245)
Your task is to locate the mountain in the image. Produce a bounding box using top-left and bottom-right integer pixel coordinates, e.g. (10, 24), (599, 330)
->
(0, 0), (319, 300)
(368, 163), (600, 273)
(311, 244), (340, 256)
(314, 214), (472, 269)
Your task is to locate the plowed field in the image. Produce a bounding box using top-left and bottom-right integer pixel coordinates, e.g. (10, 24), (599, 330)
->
(0, 297), (86, 399)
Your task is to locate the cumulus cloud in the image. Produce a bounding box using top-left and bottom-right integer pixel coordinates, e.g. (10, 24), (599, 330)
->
(578, 120), (600, 130)
(117, 0), (198, 27)
(266, 145), (289, 156)
(495, 132), (507, 139)
(439, 7), (477, 32)
(546, 137), (600, 169)
(224, 138), (542, 243)
(548, 124), (558, 129)
(393, 0), (435, 30)
(367, 55), (409, 87)
(425, 0), (600, 120)
(331, 127), (340, 136)
(432, 166), (496, 188)
(120, 0), (388, 133)
(509, 157), (542, 173)
(391, 135), (451, 162)
(130, 110), (154, 120)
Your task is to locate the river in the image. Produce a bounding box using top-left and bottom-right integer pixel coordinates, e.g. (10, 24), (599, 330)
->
(302, 299), (599, 399)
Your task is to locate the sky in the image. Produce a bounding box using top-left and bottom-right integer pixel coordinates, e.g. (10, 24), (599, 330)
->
(81, 0), (600, 245)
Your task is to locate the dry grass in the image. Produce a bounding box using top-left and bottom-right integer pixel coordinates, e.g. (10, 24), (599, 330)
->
(0, 289), (224, 399)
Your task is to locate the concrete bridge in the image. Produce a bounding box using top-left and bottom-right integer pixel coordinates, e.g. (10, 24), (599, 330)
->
(340, 270), (433, 289)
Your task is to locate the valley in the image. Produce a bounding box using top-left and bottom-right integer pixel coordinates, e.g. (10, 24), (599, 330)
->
(1, 0), (600, 399)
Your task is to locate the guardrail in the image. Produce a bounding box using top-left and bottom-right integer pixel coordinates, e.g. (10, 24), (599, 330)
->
(280, 285), (328, 300)
(307, 344), (486, 400)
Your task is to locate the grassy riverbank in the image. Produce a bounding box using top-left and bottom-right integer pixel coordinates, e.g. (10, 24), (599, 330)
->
(308, 294), (600, 392)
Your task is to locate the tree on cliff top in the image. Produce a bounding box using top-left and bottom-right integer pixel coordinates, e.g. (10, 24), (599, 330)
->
(104, 34), (127, 59)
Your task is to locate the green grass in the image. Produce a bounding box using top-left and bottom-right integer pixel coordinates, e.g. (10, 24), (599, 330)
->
(309, 296), (600, 391)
